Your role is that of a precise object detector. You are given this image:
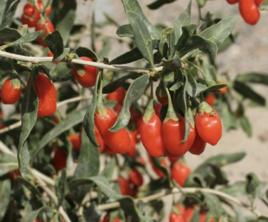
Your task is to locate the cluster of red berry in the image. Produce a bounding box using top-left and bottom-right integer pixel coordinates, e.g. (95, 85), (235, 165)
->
(21, 0), (54, 45)
(227, 0), (263, 25)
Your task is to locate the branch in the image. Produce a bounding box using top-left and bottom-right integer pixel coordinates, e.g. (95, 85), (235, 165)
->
(97, 187), (263, 217)
(0, 95), (90, 135)
(0, 50), (163, 74)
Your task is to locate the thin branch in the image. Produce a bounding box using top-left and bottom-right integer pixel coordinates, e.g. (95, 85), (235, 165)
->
(96, 187), (263, 217)
(0, 95), (91, 135)
(0, 50), (162, 74)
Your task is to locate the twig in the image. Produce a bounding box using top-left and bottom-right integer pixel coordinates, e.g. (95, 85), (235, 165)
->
(96, 187), (263, 217)
(0, 50), (162, 74)
(0, 95), (91, 135)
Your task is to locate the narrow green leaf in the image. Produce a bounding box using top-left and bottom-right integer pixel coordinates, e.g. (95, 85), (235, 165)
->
(0, 0), (19, 29)
(18, 81), (38, 177)
(122, 0), (157, 66)
(56, 8), (75, 45)
(0, 154), (18, 176)
(74, 129), (100, 178)
(233, 80), (266, 106)
(110, 48), (143, 64)
(44, 31), (64, 58)
(236, 72), (268, 85)
(200, 17), (237, 47)
(21, 207), (44, 222)
(111, 74), (149, 131)
(116, 24), (134, 38)
(0, 180), (11, 221)
(83, 74), (102, 146)
(240, 115), (252, 137)
(203, 152), (246, 168)
(0, 28), (20, 44)
(71, 176), (121, 200)
(33, 107), (88, 158)
(147, 0), (176, 10)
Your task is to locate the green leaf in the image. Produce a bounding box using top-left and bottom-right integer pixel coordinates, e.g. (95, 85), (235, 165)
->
(0, 0), (19, 29)
(111, 74), (149, 131)
(200, 17), (237, 47)
(246, 173), (260, 199)
(239, 115), (252, 137)
(147, 0), (176, 9)
(0, 28), (20, 44)
(116, 24), (134, 38)
(33, 107), (88, 158)
(44, 31), (64, 58)
(173, 2), (191, 44)
(233, 80), (266, 106)
(74, 129), (100, 178)
(121, 0), (157, 66)
(55, 1), (76, 44)
(180, 35), (218, 60)
(18, 81), (38, 177)
(119, 197), (140, 222)
(83, 74), (102, 146)
(203, 152), (246, 168)
(0, 180), (11, 221)
(21, 207), (44, 222)
(101, 158), (116, 179)
(71, 176), (121, 200)
(111, 48), (143, 64)
(236, 72), (268, 85)
(0, 153), (18, 176)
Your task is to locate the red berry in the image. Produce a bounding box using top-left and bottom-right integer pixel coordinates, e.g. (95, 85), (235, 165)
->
(195, 103), (222, 146)
(34, 73), (57, 117)
(171, 161), (191, 187)
(239, 0), (260, 25)
(162, 118), (196, 157)
(95, 107), (117, 136)
(52, 148), (67, 171)
(169, 212), (185, 222)
(226, 0), (239, 4)
(139, 112), (165, 157)
(189, 134), (206, 155)
(129, 169), (143, 187)
(72, 57), (98, 87)
(205, 93), (216, 106)
(68, 133), (81, 151)
(107, 87), (126, 104)
(118, 176), (136, 196)
(21, 3), (41, 27)
(1, 78), (21, 104)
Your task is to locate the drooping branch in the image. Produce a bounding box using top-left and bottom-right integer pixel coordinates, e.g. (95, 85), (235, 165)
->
(0, 50), (163, 74)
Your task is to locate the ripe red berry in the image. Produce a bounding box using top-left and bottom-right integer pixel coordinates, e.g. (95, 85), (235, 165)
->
(162, 118), (196, 157)
(68, 133), (81, 151)
(21, 3), (41, 27)
(205, 93), (216, 106)
(118, 176), (136, 196)
(107, 87), (126, 104)
(129, 169), (143, 187)
(139, 112), (165, 157)
(72, 57), (98, 87)
(239, 0), (260, 25)
(189, 134), (206, 155)
(34, 73), (57, 117)
(169, 212), (185, 222)
(95, 107), (117, 136)
(52, 148), (67, 171)
(1, 78), (21, 104)
(226, 0), (239, 4)
(171, 161), (191, 187)
(195, 102), (222, 146)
